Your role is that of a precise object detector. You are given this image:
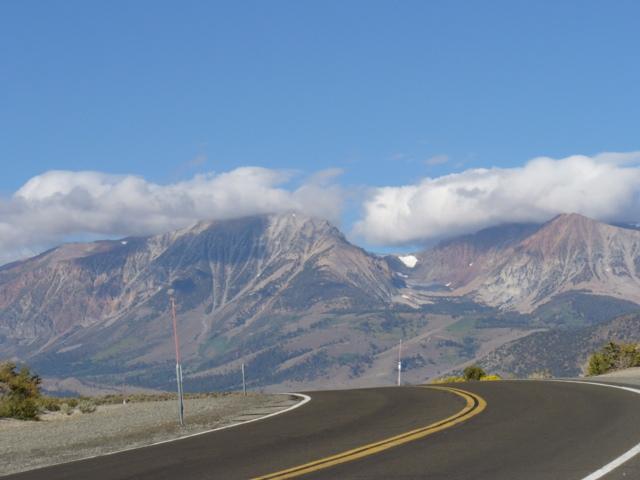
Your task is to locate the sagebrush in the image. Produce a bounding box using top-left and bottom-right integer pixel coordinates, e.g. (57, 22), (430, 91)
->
(587, 341), (640, 376)
(0, 361), (42, 420)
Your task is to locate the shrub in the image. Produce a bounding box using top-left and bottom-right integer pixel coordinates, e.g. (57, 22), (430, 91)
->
(38, 396), (62, 412)
(430, 376), (466, 384)
(587, 342), (640, 376)
(0, 361), (42, 420)
(431, 371), (501, 384)
(463, 365), (486, 381)
(78, 399), (97, 414)
(528, 370), (553, 380)
(587, 353), (610, 376)
(60, 403), (74, 415)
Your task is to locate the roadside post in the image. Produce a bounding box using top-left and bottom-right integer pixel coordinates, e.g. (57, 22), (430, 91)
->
(242, 363), (246, 396)
(397, 339), (402, 386)
(170, 293), (185, 427)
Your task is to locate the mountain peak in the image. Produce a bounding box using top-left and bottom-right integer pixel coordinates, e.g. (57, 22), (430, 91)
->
(548, 212), (600, 227)
(519, 212), (603, 254)
(185, 212), (334, 234)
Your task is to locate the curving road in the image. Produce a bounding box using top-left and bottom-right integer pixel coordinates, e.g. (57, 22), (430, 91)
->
(6, 381), (640, 479)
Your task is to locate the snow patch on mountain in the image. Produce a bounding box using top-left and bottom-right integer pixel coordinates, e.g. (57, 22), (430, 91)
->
(398, 255), (418, 268)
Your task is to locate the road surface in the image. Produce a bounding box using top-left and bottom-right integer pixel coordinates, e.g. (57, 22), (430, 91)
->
(6, 381), (640, 479)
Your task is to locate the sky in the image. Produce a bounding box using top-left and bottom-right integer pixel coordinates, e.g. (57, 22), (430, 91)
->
(1, 1), (640, 263)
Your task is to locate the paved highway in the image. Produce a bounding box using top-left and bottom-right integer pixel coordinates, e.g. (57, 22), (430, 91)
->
(7, 381), (640, 479)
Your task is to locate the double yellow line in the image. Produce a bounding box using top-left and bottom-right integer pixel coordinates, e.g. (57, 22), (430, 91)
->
(252, 385), (487, 480)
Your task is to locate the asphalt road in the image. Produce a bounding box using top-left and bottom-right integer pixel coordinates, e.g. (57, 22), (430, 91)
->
(6, 381), (640, 479)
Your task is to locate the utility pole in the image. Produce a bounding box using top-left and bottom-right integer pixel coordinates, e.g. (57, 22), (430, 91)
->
(241, 363), (246, 396)
(397, 339), (402, 386)
(170, 295), (185, 427)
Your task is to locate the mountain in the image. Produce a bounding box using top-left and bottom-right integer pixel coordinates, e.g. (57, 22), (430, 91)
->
(0, 214), (410, 390)
(395, 213), (640, 312)
(0, 213), (394, 351)
(2, 212), (640, 393)
(479, 311), (640, 378)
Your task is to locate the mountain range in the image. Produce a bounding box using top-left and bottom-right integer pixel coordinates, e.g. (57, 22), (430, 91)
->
(1, 212), (639, 394)
(395, 213), (640, 311)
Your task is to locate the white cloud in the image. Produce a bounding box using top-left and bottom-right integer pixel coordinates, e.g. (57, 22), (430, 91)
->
(354, 151), (640, 245)
(0, 167), (344, 265)
(5, 151), (640, 265)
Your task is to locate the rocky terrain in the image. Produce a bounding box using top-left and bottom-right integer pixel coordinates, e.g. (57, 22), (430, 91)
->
(1, 212), (640, 391)
(396, 213), (640, 312)
(0, 214), (394, 353)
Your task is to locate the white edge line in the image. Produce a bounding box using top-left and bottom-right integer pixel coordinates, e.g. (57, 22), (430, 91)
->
(8, 392), (311, 476)
(556, 380), (640, 480)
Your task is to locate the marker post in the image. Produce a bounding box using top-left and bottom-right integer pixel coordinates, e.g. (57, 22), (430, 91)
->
(397, 339), (402, 386)
(170, 296), (185, 427)
(242, 363), (246, 396)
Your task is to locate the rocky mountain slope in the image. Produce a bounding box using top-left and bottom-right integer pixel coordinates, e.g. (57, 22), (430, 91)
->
(2, 212), (640, 392)
(0, 214), (406, 388)
(0, 213), (396, 347)
(479, 312), (640, 378)
(396, 213), (640, 311)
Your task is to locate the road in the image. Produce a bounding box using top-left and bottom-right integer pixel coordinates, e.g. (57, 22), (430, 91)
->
(6, 381), (640, 479)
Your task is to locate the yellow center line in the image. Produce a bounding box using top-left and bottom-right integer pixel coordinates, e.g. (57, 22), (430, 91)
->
(251, 386), (487, 480)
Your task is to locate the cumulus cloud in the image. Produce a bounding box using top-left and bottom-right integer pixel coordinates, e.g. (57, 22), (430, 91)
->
(5, 151), (640, 264)
(0, 167), (344, 265)
(354, 152), (640, 246)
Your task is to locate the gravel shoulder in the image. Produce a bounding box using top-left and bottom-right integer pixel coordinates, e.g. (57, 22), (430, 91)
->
(0, 393), (299, 476)
(590, 366), (640, 386)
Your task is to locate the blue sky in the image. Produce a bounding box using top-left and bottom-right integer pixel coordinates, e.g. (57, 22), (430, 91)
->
(1, 1), (640, 262)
